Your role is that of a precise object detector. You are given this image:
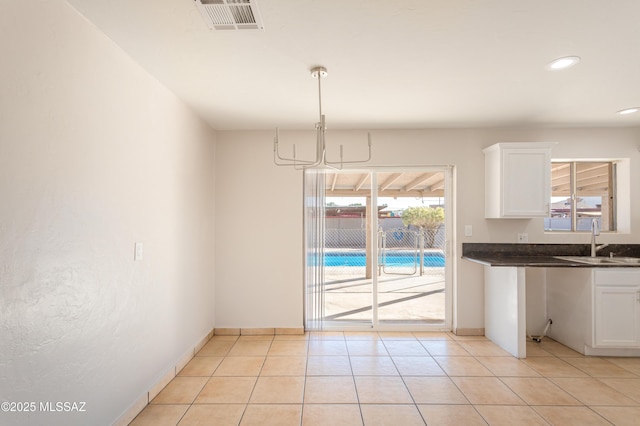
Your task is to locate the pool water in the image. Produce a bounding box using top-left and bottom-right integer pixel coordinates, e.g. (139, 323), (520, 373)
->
(310, 252), (445, 267)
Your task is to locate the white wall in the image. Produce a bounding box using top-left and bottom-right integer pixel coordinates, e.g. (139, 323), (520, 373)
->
(215, 127), (640, 331)
(215, 131), (303, 327)
(0, 2), (215, 425)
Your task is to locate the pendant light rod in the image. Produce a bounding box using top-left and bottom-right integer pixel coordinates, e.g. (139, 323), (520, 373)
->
(273, 66), (372, 170)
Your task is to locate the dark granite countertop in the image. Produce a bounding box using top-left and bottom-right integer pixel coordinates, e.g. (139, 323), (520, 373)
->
(462, 243), (640, 268)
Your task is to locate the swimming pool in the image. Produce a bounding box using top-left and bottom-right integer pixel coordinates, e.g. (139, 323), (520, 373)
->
(310, 251), (445, 267)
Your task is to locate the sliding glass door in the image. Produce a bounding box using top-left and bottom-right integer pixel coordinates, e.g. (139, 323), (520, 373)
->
(304, 167), (453, 331)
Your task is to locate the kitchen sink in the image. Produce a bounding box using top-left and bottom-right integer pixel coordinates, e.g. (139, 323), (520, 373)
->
(554, 256), (619, 264)
(609, 257), (640, 264)
(554, 256), (640, 265)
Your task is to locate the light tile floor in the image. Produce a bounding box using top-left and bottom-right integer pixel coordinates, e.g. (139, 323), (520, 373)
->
(130, 332), (640, 425)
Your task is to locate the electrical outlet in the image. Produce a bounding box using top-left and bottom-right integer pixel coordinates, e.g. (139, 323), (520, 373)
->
(517, 233), (528, 243)
(134, 242), (144, 261)
(464, 225), (472, 237)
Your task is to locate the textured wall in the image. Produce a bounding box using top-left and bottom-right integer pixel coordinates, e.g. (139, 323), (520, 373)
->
(0, 1), (215, 424)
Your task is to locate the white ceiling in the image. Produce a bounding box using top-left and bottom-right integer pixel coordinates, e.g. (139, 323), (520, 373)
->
(67, 0), (640, 131)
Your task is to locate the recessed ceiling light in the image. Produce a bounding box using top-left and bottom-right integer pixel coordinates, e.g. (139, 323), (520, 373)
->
(617, 107), (639, 115)
(546, 56), (581, 71)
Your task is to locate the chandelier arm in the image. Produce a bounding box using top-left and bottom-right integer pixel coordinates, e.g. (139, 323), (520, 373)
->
(273, 143), (317, 165)
(273, 128), (319, 166)
(273, 147), (317, 165)
(325, 132), (373, 165)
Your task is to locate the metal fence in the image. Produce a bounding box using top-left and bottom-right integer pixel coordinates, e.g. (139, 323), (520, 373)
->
(382, 226), (446, 275)
(323, 229), (368, 281)
(323, 223), (445, 281)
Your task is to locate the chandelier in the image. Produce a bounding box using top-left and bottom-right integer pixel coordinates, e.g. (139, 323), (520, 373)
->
(273, 66), (372, 169)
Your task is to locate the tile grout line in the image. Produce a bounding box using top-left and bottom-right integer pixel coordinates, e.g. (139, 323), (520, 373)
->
(298, 334), (310, 425)
(427, 338), (491, 426)
(344, 332), (366, 426)
(390, 342), (431, 426)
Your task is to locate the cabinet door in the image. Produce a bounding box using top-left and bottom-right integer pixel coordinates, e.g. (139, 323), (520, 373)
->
(501, 148), (550, 217)
(484, 142), (553, 218)
(593, 284), (640, 348)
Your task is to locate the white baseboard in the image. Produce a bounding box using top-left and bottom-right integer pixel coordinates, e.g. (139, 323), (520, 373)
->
(112, 327), (214, 426)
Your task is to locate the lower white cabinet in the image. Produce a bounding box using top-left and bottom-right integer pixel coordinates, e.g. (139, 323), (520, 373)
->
(547, 268), (640, 355)
(593, 271), (640, 348)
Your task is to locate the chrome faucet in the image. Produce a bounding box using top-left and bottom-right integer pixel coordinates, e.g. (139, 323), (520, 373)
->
(590, 218), (608, 257)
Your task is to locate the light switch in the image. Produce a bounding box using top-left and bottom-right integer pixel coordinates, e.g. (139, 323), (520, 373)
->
(464, 225), (472, 237)
(134, 242), (144, 261)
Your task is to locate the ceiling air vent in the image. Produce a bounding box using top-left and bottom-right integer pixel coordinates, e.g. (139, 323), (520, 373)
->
(194, 0), (264, 30)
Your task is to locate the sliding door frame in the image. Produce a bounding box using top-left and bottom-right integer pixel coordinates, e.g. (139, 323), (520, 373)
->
(304, 165), (455, 332)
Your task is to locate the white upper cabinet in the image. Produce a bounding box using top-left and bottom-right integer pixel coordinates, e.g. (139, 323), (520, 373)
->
(484, 142), (554, 218)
